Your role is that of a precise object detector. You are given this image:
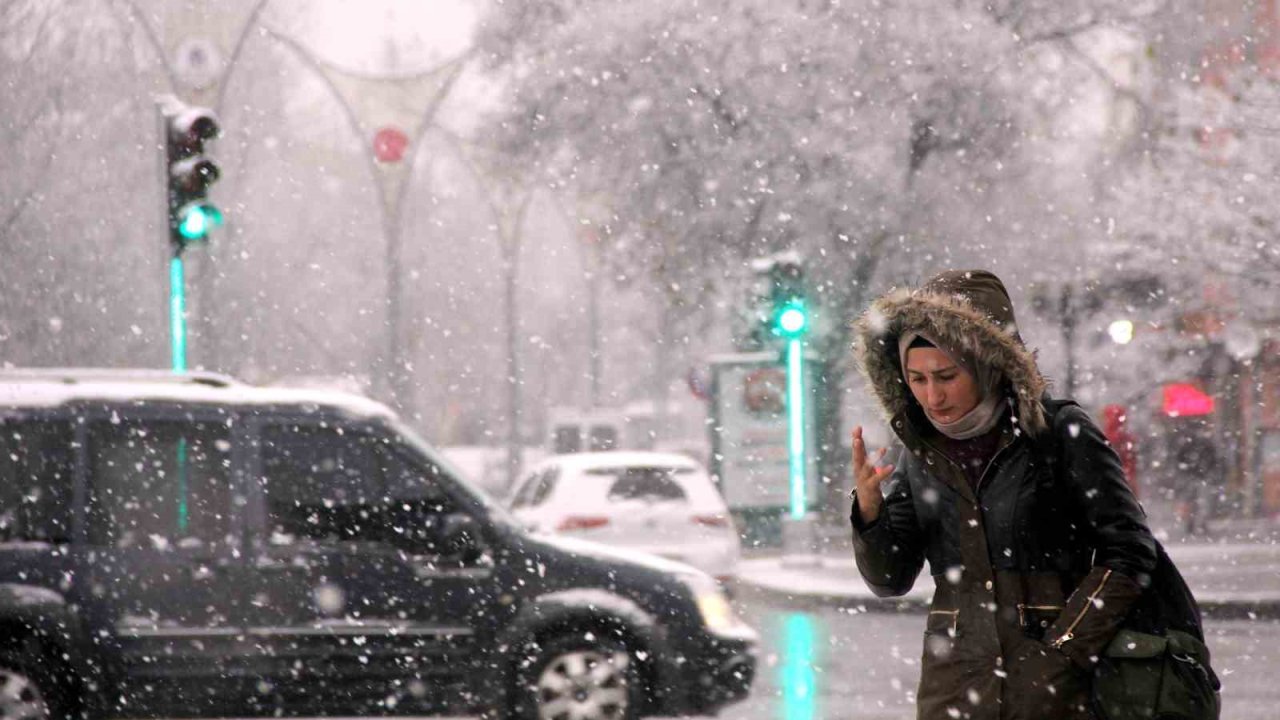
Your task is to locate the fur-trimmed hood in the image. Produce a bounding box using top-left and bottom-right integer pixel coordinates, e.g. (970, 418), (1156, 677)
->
(853, 269), (1049, 437)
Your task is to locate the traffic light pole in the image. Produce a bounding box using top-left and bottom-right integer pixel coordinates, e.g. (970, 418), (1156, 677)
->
(786, 336), (806, 520)
(157, 95), (221, 374)
(774, 293), (819, 564)
(781, 335), (820, 565)
(170, 253), (187, 372)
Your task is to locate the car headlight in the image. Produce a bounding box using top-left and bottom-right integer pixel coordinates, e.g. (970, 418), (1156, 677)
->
(697, 591), (736, 632)
(682, 573), (757, 640)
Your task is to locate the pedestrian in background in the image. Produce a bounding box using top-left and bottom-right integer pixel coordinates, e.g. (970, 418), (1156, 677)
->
(1101, 404), (1140, 499)
(849, 269), (1158, 720)
(1172, 434), (1222, 536)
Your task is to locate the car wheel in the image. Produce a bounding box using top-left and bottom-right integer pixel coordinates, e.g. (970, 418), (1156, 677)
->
(516, 633), (640, 720)
(0, 652), (55, 720)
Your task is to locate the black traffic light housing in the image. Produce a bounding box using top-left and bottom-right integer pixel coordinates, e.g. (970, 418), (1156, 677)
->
(160, 95), (222, 251)
(741, 254), (809, 350)
(764, 258), (808, 344)
(768, 260), (807, 336)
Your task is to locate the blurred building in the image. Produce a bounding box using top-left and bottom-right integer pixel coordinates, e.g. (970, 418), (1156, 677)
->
(1237, 338), (1280, 516)
(1144, 304), (1279, 520)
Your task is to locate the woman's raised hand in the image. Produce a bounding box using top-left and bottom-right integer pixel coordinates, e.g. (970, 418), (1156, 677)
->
(852, 426), (894, 524)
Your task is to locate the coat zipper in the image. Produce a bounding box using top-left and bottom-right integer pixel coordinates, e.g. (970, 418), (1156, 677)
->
(918, 430), (1013, 498)
(1050, 568), (1112, 649)
(974, 433), (1015, 495)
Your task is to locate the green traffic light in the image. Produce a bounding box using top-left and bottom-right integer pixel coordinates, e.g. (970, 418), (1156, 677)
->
(776, 301), (808, 338)
(177, 202), (223, 241)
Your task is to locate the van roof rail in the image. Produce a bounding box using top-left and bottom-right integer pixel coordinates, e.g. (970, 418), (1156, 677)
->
(0, 368), (241, 388)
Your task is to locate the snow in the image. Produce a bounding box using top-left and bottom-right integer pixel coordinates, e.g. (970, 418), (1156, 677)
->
(533, 450), (702, 473)
(0, 370), (394, 420)
(519, 452), (724, 510)
(4, 1), (1280, 714)
(438, 445), (545, 499)
(737, 542), (1280, 608)
(738, 556), (933, 605)
(534, 588), (658, 631)
(0, 582), (64, 606)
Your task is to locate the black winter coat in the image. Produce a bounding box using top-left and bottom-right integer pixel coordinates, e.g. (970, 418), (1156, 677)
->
(850, 270), (1158, 720)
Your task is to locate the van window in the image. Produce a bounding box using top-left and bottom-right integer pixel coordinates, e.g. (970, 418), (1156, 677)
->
(0, 419), (74, 542)
(87, 420), (233, 548)
(378, 444), (451, 508)
(588, 425), (618, 451)
(552, 426), (581, 454)
(260, 424), (383, 542)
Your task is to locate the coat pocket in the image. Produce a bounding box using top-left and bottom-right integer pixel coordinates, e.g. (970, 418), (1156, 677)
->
(1017, 603), (1063, 641)
(919, 609), (979, 720)
(1008, 637), (1091, 719)
(923, 609), (959, 661)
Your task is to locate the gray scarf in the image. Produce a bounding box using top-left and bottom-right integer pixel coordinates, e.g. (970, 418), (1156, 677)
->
(898, 330), (1006, 440)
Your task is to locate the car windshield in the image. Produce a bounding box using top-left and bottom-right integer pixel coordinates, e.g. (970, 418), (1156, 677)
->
(587, 466), (693, 503)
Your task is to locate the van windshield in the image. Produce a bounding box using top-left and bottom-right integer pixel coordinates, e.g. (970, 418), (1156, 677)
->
(389, 419), (517, 527)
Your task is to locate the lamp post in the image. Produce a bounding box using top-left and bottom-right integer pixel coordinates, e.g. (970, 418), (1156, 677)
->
(1030, 280), (1100, 399)
(263, 27), (468, 412)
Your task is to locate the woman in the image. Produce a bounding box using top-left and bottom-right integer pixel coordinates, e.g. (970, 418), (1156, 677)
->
(850, 269), (1157, 720)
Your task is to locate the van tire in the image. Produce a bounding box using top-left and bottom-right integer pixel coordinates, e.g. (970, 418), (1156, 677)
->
(0, 645), (79, 720)
(513, 632), (640, 720)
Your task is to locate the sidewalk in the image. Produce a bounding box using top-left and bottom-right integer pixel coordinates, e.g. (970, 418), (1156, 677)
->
(733, 517), (1280, 619)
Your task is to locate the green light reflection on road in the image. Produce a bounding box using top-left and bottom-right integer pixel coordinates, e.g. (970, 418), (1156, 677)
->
(782, 612), (817, 720)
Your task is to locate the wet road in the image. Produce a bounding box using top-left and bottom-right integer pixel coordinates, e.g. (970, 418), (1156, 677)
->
(723, 588), (1280, 720)
(159, 590), (1280, 720)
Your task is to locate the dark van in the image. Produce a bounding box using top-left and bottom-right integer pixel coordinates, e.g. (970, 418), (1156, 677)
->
(0, 370), (755, 719)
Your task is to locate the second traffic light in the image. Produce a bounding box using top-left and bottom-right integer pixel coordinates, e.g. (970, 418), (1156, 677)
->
(767, 257), (808, 340)
(160, 96), (222, 250)
(774, 298), (808, 339)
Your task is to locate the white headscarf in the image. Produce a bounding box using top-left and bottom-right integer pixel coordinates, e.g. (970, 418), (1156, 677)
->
(898, 330), (1006, 440)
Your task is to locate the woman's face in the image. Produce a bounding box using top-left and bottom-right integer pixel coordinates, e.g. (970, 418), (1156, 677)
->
(905, 347), (981, 424)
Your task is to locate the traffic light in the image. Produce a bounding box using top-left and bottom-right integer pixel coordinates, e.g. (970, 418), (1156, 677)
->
(740, 253), (810, 350)
(774, 298), (808, 339)
(768, 259), (808, 340)
(160, 96), (222, 250)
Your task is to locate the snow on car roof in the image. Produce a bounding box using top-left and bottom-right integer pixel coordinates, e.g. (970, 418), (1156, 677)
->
(542, 450), (704, 471)
(0, 368), (394, 419)
(525, 450), (725, 510)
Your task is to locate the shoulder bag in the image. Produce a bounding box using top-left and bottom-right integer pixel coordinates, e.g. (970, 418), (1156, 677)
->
(1039, 399), (1222, 720)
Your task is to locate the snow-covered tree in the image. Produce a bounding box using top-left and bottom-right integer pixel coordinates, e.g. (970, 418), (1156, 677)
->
(0, 1), (170, 367)
(477, 0), (1162, 495)
(1110, 63), (1280, 324)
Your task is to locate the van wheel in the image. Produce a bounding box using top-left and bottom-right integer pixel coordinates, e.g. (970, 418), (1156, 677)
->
(0, 649), (62, 720)
(515, 633), (639, 720)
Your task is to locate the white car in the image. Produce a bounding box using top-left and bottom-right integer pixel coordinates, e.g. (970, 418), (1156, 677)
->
(507, 451), (742, 581)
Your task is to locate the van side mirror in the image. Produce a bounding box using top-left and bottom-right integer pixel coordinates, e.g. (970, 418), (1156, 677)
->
(382, 501), (480, 559)
(439, 512), (480, 558)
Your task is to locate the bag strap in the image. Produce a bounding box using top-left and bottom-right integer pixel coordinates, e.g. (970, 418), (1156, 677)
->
(1032, 397), (1084, 551)
(1033, 397), (1079, 477)
(1035, 397), (1207, 642)
(1022, 398), (1080, 614)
